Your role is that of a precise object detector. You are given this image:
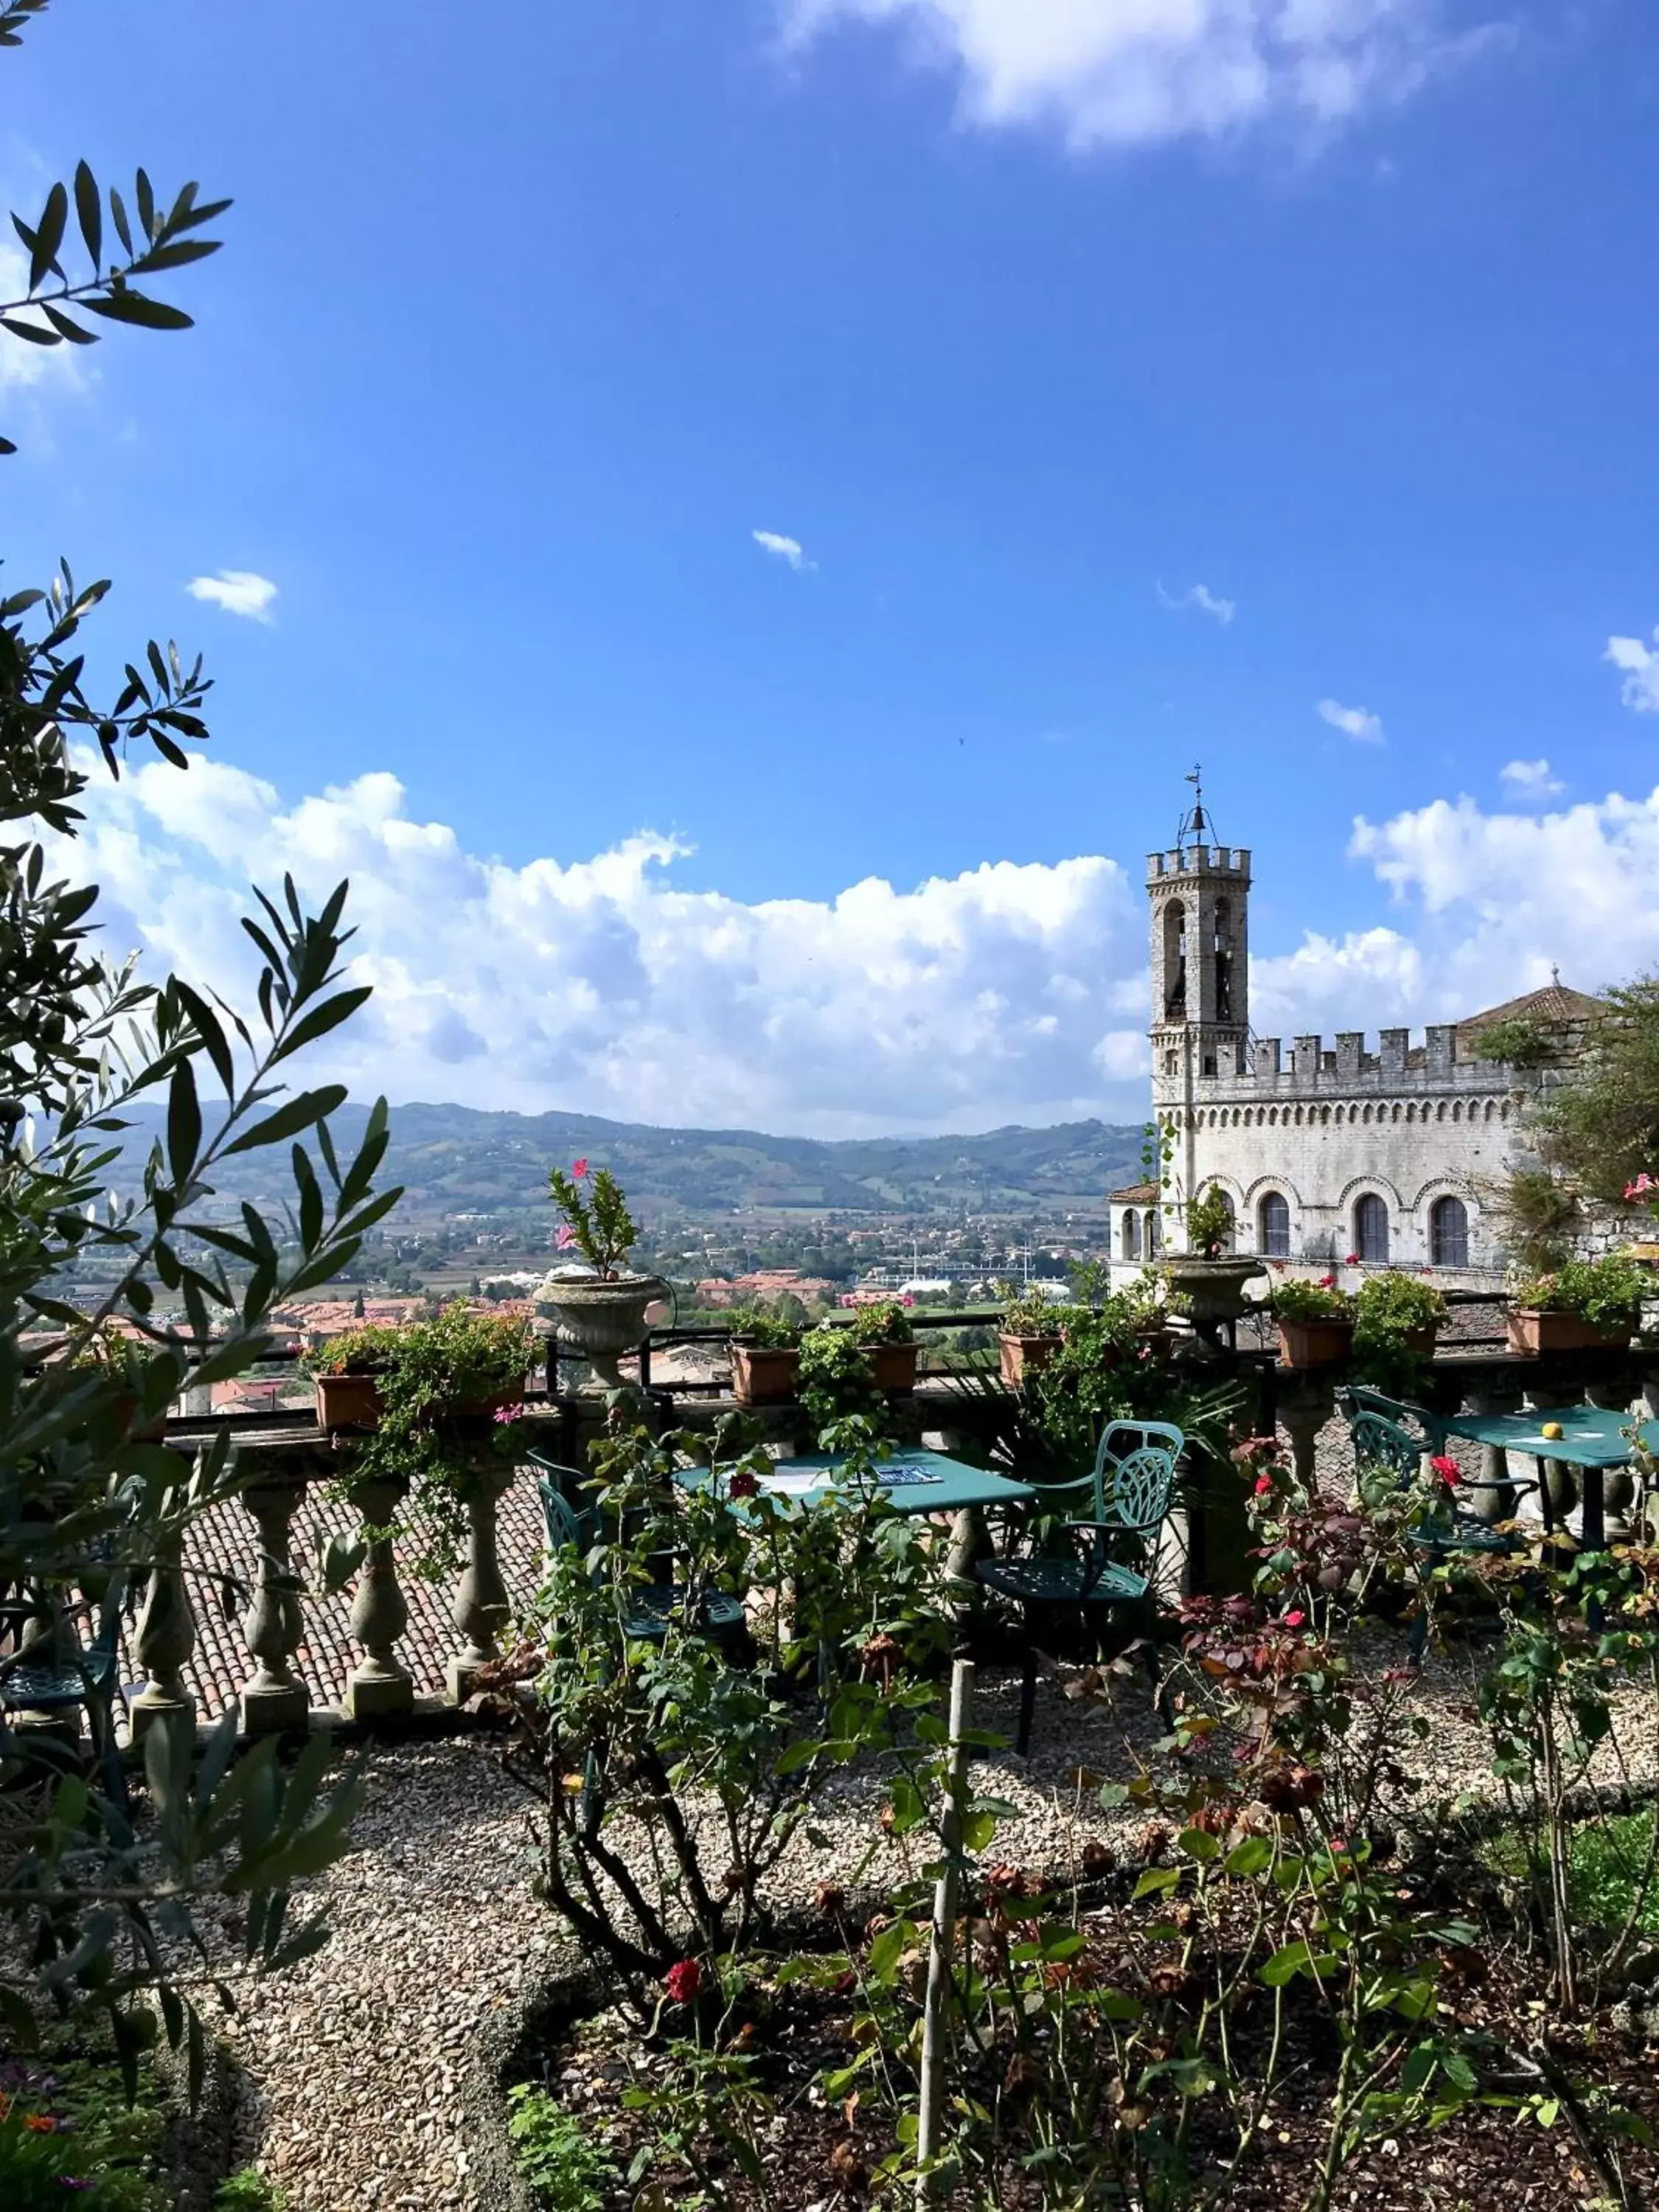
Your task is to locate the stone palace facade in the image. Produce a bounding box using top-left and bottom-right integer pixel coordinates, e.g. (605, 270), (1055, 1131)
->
(1108, 821), (1599, 1284)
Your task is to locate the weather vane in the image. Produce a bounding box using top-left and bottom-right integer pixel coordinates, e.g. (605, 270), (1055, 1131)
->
(1176, 763), (1213, 853)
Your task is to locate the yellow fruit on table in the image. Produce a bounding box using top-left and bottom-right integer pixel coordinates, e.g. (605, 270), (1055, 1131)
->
(1540, 1422), (1564, 1441)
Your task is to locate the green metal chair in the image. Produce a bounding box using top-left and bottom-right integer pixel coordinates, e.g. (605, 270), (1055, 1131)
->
(1335, 1390), (1528, 1662)
(975, 1420), (1183, 1755)
(531, 1453), (747, 1645)
(1, 1585), (130, 1812)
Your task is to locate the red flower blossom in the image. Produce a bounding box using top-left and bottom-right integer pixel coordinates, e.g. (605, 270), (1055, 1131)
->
(571, 1157), (590, 1179)
(1430, 1455), (1461, 1487)
(1253, 1473), (1274, 1495)
(1318, 1273), (1336, 1289)
(727, 1467), (760, 1500)
(664, 1958), (703, 2003)
(1282, 1609), (1307, 1628)
(1344, 1253), (1360, 1267)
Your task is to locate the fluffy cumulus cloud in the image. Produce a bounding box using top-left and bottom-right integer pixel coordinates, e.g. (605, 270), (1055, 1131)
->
(1253, 788), (1659, 1036)
(1316, 697), (1384, 745)
(1499, 757), (1564, 800)
(1607, 627), (1659, 714)
(780, 0), (1484, 149)
(186, 571), (278, 622)
(51, 754), (1150, 1134)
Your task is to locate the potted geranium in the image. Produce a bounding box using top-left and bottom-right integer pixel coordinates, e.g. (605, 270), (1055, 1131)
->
(1163, 1183), (1266, 1325)
(1272, 1276), (1355, 1368)
(997, 1284), (1068, 1388)
(308, 1322), (400, 1432)
(1508, 1255), (1649, 1354)
(535, 1160), (667, 1390)
(1352, 1270), (1446, 1386)
(852, 1299), (918, 1394)
(726, 1304), (803, 1407)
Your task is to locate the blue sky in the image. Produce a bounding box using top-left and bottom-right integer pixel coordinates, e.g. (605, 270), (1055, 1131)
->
(7, 1), (1659, 1132)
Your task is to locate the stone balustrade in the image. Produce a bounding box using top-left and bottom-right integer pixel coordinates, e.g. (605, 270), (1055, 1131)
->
(15, 1337), (1659, 1750)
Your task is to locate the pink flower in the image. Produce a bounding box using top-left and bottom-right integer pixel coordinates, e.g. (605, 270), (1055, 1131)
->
(1627, 1175), (1657, 1200)
(493, 1402), (522, 1425)
(1282, 1609), (1307, 1628)
(1430, 1454), (1461, 1487)
(571, 1158), (590, 1180)
(664, 1958), (703, 2003)
(555, 1225), (577, 1249)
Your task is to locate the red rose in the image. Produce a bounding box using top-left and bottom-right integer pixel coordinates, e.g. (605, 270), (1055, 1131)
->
(1253, 1474), (1274, 1495)
(663, 1958), (703, 2003)
(727, 1467), (760, 1500)
(1430, 1455), (1461, 1487)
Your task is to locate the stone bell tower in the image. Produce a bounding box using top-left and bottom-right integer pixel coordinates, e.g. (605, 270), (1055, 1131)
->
(1147, 773), (1251, 1241)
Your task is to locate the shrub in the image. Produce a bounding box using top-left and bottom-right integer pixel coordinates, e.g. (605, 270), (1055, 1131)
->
(1271, 1277), (1354, 1323)
(797, 1324), (883, 1427)
(547, 1158), (639, 1277)
(724, 1302), (802, 1349)
(998, 1283), (1070, 1338)
(1352, 1271), (1446, 1391)
(1185, 1182), (1235, 1257)
(851, 1299), (914, 1345)
(213, 2173), (291, 2212)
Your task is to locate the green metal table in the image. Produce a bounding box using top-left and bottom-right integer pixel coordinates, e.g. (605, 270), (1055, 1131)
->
(678, 1447), (1035, 1576)
(1439, 1403), (1658, 1553)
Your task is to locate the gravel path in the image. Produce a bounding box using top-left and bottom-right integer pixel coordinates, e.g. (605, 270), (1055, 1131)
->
(216, 1623), (1659, 2212)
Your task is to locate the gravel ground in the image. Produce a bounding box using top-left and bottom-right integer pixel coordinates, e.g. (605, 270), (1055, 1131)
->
(216, 1624), (1659, 2212)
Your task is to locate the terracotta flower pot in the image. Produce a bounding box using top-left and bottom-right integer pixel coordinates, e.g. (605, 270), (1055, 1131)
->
(1506, 1309), (1631, 1356)
(1277, 1318), (1357, 1370)
(869, 1341), (919, 1395)
(731, 1343), (801, 1407)
(998, 1332), (1062, 1389)
(313, 1372), (386, 1431)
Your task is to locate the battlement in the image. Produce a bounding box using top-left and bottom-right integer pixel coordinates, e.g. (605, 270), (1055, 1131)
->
(1146, 845), (1251, 885)
(1153, 1022), (1537, 1101)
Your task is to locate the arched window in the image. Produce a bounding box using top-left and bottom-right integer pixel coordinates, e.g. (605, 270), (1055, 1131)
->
(1212, 1189), (1236, 1252)
(1146, 1209), (1162, 1257)
(1259, 1192), (1291, 1259)
(1121, 1210), (1141, 1262)
(1353, 1192), (1390, 1265)
(1163, 900), (1187, 1018)
(1430, 1195), (1470, 1268)
(1214, 897), (1234, 1021)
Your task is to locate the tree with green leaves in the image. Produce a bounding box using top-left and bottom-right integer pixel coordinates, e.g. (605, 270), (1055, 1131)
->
(2, 1), (401, 2087)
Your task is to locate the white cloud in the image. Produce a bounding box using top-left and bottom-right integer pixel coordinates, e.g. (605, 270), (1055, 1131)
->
(1251, 787), (1659, 1037)
(1316, 697), (1384, 745)
(1499, 757), (1565, 800)
(49, 753), (1150, 1135)
(1607, 627), (1659, 714)
(781, 0), (1481, 150)
(1158, 581), (1235, 625)
(186, 571), (278, 622)
(0, 240), (85, 397)
(752, 529), (815, 573)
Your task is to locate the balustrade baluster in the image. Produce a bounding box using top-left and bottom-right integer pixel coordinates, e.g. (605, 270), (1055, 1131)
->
(129, 1520), (197, 1745)
(240, 1474), (310, 1733)
(344, 1475), (414, 1721)
(1460, 1382), (1523, 1528)
(445, 1468), (512, 1703)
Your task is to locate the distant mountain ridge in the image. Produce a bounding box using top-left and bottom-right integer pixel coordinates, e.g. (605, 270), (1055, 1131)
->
(114, 1101), (1145, 1219)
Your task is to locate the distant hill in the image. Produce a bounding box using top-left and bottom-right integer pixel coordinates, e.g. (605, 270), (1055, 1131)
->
(112, 1102), (1145, 1220)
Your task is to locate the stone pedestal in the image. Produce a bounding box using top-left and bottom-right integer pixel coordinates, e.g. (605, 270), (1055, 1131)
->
(445, 1470), (512, 1705)
(129, 1526), (196, 1745)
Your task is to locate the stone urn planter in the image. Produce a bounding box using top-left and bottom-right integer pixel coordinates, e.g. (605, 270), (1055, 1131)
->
(1277, 1318), (1356, 1370)
(998, 1331), (1062, 1389)
(730, 1342), (801, 1407)
(536, 1273), (668, 1390)
(1163, 1255), (1267, 1328)
(870, 1341), (919, 1394)
(1506, 1308), (1631, 1355)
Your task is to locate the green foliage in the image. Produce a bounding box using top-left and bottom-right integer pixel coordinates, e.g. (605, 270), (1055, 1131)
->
(212, 2171), (291, 2212)
(500, 1415), (953, 1989)
(1528, 975), (1655, 1203)
(1185, 1181), (1234, 1257)
(1, 4), (387, 2072)
(1492, 1166), (1582, 1275)
(547, 1158), (639, 1278)
(1271, 1277), (1354, 1324)
(337, 1301), (532, 1575)
(723, 1301), (802, 1349)
(506, 2085), (616, 2211)
(1475, 1014), (1560, 1068)
(1351, 1270), (1445, 1392)
(0, 2026), (171, 2207)
(1017, 1286), (1239, 1480)
(998, 1281), (1070, 1338)
(1514, 1253), (1649, 1330)
(796, 1322), (882, 1429)
(850, 1297), (913, 1345)
(305, 1321), (402, 1376)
